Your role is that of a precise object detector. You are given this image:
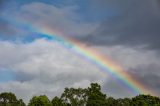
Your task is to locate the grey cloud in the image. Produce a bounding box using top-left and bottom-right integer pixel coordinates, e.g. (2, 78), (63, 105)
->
(92, 45), (160, 97)
(0, 19), (20, 38)
(0, 1), (98, 40)
(80, 0), (160, 50)
(15, 72), (34, 82)
(102, 78), (136, 98)
(0, 0), (18, 38)
(0, 17), (34, 40)
(0, 0), (160, 102)
(14, 2), (98, 37)
(0, 39), (105, 102)
(129, 64), (160, 96)
(0, 31), (160, 102)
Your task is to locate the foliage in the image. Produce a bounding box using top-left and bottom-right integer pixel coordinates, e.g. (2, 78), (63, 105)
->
(132, 94), (160, 106)
(28, 95), (51, 106)
(116, 98), (132, 106)
(86, 83), (107, 106)
(0, 83), (160, 106)
(51, 96), (65, 106)
(17, 99), (26, 106)
(0, 92), (26, 106)
(106, 97), (117, 106)
(61, 87), (88, 106)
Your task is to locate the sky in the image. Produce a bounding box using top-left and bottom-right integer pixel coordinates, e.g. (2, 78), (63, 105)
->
(0, 0), (160, 103)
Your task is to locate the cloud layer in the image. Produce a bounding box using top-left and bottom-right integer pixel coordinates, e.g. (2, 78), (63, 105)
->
(79, 0), (160, 50)
(0, 39), (105, 102)
(0, 0), (160, 103)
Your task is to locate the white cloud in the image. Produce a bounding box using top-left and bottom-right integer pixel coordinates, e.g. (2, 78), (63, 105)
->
(0, 39), (160, 103)
(0, 39), (105, 103)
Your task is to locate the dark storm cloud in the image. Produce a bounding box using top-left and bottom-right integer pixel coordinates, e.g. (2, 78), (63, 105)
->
(129, 64), (160, 95)
(102, 63), (160, 97)
(80, 0), (160, 50)
(15, 72), (35, 82)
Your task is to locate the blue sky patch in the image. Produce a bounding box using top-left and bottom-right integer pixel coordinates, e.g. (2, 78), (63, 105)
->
(0, 69), (16, 82)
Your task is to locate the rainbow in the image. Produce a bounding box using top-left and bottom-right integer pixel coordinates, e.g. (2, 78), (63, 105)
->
(35, 26), (155, 96)
(4, 17), (156, 96)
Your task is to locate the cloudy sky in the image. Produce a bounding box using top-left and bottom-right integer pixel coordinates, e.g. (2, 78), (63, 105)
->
(0, 0), (160, 103)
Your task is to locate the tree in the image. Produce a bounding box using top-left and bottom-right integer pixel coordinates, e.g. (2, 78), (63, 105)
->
(61, 87), (87, 106)
(17, 99), (26, 106)
(1, 83), (160, 106)
(132, 94), (160, 106)
(116, 98), (132, 106)
(86, 83), (107, 106)
(51, 96), (65, 106)
(106, 97), (117, 106)
(28, 95), (51, 106)
(0, 92), (18, 106)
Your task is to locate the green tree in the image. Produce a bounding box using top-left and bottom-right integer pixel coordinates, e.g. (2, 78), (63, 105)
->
(116, 98), (132, 106)
(51, 96), (65, 106)
(132, 94), (160, 106)
(0, 92), (18, 106)
(86, 83), (107, 106)
(17, 99), (26, 106)
(61, 87), (87, 106)
(106, 97), (117, 106)
(28, 95), (51, 106)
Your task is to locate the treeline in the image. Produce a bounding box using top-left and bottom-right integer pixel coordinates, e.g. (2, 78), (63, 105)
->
(0, 83), (160, 106)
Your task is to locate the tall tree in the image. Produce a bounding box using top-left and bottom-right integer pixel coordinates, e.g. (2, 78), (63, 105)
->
(28, 95), (51, 106)
(86, 83), (107, 106)
(106, 97), (117, 106)
(116, 98), (132, 106)
(0, 92), (18, 106)
(61, 87), (88, 106)
(17, 99), (26, 106)
(51, 96), (65, 106)
(132, 94), (160, 106)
